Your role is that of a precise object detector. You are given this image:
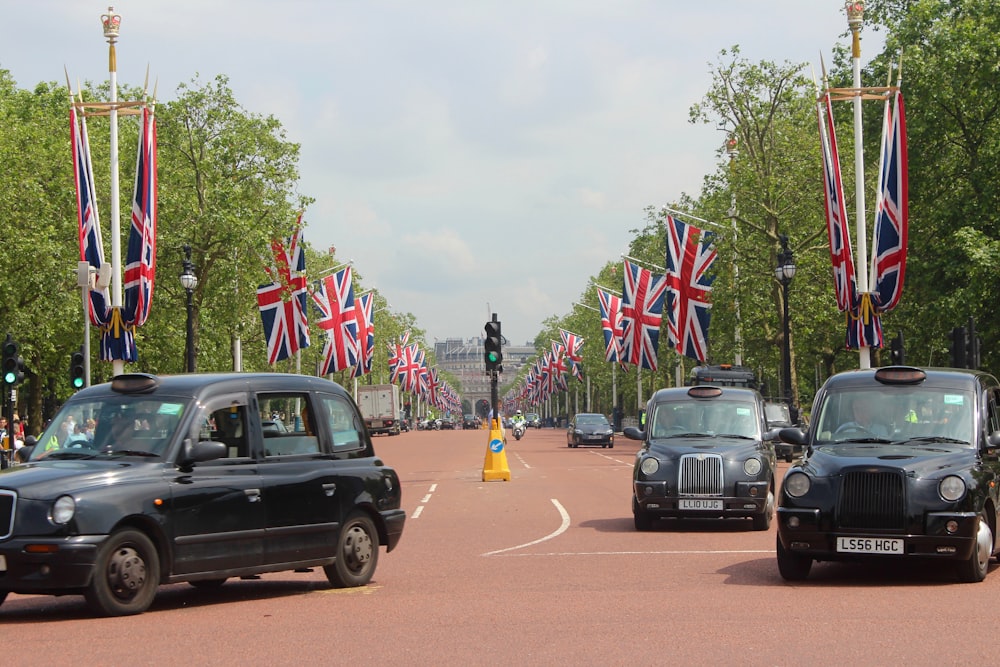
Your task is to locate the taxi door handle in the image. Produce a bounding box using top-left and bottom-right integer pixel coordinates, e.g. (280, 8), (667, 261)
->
(323, 483), (337, 497)
(245, 488), (261, 503)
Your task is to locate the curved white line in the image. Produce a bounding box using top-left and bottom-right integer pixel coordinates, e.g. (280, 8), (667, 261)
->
(482, 498), (570, 556)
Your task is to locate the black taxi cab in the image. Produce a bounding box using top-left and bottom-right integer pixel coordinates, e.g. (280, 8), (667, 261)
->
(0, 373), (405, 615)
(776, 366), (1000, 583)
(624, 386), (778, 531)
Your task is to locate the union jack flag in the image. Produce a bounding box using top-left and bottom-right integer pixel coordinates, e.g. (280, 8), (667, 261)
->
(597, 288), (624, 365)
(351, 292), (374, 378)
(665, 217), (716, 362)
(398, 344), (423, 394)
(817, 89), (857, 314)
(620, 260), (666, 370)
(258, 216), (310, 364)
(123, 105), (158, 338)
(388, 331), (410, 383)
(872, 89), (908, 313)
(560, 329), (584, 362)
(70, 101), (110, 331)
(313, 266), (358, 375)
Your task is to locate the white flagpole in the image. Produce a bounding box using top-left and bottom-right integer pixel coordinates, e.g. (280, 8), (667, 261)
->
(847, 2), (871, 369)
(101, 7), (125, 378)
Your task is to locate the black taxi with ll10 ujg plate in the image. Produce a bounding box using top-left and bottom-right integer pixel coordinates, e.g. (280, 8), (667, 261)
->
(0, 373), (405, 616)
(776, 366), (1000, 583)
(624, 385), (779, 531)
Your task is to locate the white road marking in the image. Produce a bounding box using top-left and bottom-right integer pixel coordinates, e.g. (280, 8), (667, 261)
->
(500, 549), (773, 556)
(482, 499), (570, 556)
(412, 483), (437, 519)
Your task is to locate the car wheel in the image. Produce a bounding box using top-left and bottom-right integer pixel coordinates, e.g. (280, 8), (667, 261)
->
(325, 513), (380, 588)
(776, 534), (812, 581)
(84, 528), (160, 616)
(189, 578), (228, 589)
(633, 496), (653, 531)
(957, 511), (993, 583)
(752, 490), (775, 531)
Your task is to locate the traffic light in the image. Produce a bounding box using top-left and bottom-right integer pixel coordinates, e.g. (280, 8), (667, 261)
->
(70, 348), (86, 389)
(484, 319), (502, 372)
(889, 332), (905, 366)
(2, 334), (24, 386)
(950, 326), (968, 369)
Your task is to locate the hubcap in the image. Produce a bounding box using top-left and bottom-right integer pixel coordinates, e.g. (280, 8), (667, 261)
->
(108, 545), (147, 600)
(343, 525), (373, 571)
(975, 518), (992, 572)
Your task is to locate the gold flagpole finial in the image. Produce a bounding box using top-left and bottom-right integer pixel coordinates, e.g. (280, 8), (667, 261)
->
(845, 1), (864, 58)
(101, 7), (121, 43)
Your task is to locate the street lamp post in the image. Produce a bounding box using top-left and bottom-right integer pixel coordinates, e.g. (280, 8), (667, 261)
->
(774, 235), (796, 410)
(180, 245), (198, 373)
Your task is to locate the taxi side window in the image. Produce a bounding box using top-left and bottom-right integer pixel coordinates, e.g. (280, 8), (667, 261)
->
(258, 393), (320, 456)
(198, 396), (250, 459)
(319, 394), (364, 451)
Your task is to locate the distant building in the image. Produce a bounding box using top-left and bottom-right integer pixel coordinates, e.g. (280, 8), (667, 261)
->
(434, 337), (536, 413)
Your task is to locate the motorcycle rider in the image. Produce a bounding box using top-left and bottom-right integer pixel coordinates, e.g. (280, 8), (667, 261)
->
(512, 410), (526, 428)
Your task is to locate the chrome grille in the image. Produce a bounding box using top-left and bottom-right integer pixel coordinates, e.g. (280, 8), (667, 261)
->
(678, 453), (724, 495)
(0, 490), (14, 539)
(837, 470), (906, 530)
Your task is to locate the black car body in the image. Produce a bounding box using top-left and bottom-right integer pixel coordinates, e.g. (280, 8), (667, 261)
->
(525, 413), (541, 428)
(764, 402), (797, 462)
(0, 373), (405, 616)
(625, 386), (778, 531)
(775, 366), (1000, 583)
(567, 413), (614, 448)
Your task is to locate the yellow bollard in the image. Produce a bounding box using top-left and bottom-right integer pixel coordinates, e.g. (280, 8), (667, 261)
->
(481, 419), (511, 481)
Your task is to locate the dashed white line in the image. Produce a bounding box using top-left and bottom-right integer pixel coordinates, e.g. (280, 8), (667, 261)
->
(412, 483), (437, 519)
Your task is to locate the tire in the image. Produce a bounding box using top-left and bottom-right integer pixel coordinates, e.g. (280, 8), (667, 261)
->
(85, 529), (160, 616)
(957, 512), (993, 583)
(752, 490), (775, 531)
(776, 534), (812, 581)
(0, 591), (7, 608)
(189, 578), (228, 589)
(633, 497), (653, 531)
(324, 513), (380, 588)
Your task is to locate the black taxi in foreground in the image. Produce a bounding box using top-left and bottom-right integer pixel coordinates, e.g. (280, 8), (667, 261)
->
(624, 386), (778, 531)
(0, 373), (405, 616)
(776, 366), (1000, 583)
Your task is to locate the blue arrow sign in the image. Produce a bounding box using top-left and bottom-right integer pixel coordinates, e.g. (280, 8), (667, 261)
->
(489, 438), (504, 453)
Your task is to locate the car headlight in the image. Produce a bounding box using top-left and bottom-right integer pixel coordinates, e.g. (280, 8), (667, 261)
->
(743, 457), (762, 476)
(783, 472), (811, 498)
(939, 475), (967, 502)
(640, 457), (659, 475)
(50, 495), (76, 525)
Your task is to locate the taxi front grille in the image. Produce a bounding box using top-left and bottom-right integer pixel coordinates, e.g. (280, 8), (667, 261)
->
(0, 490), (14, 539)
(837, 471), (906, 530)
(678, 453), (724, 495)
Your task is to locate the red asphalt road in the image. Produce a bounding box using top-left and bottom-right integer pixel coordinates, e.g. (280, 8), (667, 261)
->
(3, 426), (999, 665)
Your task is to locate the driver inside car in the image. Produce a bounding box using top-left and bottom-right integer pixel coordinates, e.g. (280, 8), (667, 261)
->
(835, 397), (889, 438)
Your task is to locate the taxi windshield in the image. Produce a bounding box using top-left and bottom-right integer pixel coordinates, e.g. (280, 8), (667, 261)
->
(30, 396), (187, 461)
(649, 400), (759, 439)
(813, 387), (974, 445)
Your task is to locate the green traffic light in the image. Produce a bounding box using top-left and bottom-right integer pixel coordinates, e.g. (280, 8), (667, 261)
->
(3, 371), (14, 384)
(487, 351), (499, 363)
(72, 377), (85, 389)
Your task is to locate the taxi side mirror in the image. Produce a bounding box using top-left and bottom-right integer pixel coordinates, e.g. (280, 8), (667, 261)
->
(622, 426), (644, 441)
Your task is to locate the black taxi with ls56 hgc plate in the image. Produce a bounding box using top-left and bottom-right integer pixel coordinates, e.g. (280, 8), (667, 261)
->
(776, 366), (1000, 583)
(624, 386), (779, 532)
(0, 373), (405, 616)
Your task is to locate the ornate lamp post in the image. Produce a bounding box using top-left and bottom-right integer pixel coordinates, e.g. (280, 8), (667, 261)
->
(180, 245), (198, 373)
(774, 235), (796, 409)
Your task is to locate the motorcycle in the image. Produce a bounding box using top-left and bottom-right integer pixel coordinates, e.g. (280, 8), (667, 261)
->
(512, 421), (526, 441)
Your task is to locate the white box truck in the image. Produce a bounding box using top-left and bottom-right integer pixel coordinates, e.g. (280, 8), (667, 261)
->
(357, 384), (402, 436)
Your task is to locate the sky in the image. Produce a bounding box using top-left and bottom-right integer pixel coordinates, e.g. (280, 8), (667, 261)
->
(2, 1), (883, 348)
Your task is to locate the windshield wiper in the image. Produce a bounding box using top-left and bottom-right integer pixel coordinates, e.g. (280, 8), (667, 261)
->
(104, 449), (160, 458)
(833, 437), (894, 444)
(907, 436), (970, 445)
(716, 433), (755, 440)
(43, 451), (97, 460)
(661, 432), (714, 439)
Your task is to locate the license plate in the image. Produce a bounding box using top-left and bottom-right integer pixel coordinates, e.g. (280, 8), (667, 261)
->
(0, 555), (5, 571)
(679, 498), (722, 510)
(836, 537), (904, 554)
